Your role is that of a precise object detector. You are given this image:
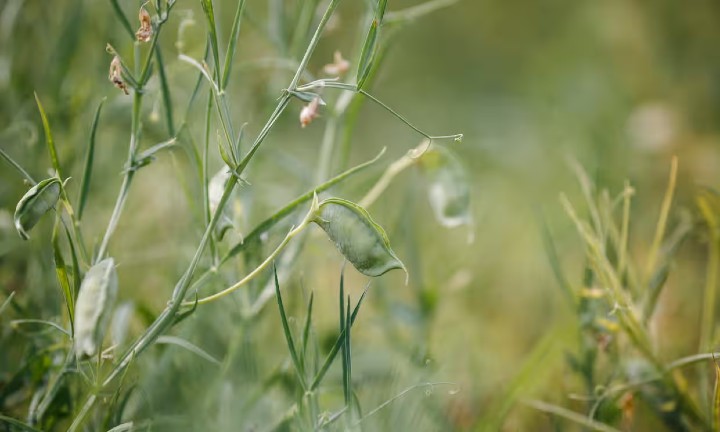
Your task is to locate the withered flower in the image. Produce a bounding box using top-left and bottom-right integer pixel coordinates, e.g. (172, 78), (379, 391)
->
(135, 7), (153, 42)
(109, 56), (129, 95)
(322, 51), (350, 76)
(299, 98), (321, 128)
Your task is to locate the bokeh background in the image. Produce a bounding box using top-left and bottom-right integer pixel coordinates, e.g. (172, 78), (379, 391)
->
(2, 0), (720, 430)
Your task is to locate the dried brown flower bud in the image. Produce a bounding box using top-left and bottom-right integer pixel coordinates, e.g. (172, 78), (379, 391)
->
(322, 51), (350, 76)
(135, 7), (153, 42)
(109, 56), (129, 95)
(299, 98), (321, 128)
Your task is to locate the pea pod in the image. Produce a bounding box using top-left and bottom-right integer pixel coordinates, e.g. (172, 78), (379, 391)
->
(314, 198), (406, 278)
(14, 177), (61, 240)
(420, 146), (472, 228)
(74, 258), (118, 359)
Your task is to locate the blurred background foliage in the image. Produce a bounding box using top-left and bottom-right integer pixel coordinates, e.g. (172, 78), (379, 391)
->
(2, 0), (720, 430)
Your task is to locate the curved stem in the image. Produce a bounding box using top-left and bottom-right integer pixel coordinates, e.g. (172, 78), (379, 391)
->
(188, 205), (315, 306)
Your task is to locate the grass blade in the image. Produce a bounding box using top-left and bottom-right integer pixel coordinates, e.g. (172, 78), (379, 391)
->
(538, 211), (575, 305)
(644, 156), (678, 285)
(52, 220), (75, 335)
(0, 146), (36, 184)
(200, 0), (222, 83)
(155, 48), (175, 136)
(301, 291), (314, 358)
(522, 399), (622, 432)
(0, 414), (43, 432)
(310, 286), (368, 391)
(221, 0), (247, 90)
(34, 93), (62, 178)
(343, 295), (352, 406)
(78, 98), (105, 220)
(274, 264), (306, 389)
(339, 269), (347, 402)
(109, 0), (134, 40)
(0, 292), (16, 317)
(155, 335), (221, 366)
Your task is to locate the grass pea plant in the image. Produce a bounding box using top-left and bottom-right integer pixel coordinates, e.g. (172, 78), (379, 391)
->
(0, 0), (468, 430)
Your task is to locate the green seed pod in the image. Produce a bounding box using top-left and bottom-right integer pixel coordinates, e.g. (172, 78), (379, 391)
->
(314, 198), (406, 278)
(13, 177), (61, 240)
(420, 146), (472, 228)
(74, 258), (118, 359)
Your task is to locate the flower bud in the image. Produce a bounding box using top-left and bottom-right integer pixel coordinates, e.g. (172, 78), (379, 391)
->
(299, 97), (321, 128)
(136, 7), (153, 42)
(108, 56), (129, 95)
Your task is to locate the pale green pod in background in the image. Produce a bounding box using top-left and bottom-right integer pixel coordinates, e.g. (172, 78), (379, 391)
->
(74, 258), (118, 359)
(14, 177), (61, 240)
(420, 146), (472, 228)
(314, 198), (406, 278)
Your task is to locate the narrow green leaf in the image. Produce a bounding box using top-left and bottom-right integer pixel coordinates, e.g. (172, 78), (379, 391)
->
(134, 138), (178, 167)
(34, 93), (62, 178)
(63, 224), (81, 301)
(377, 0), (389, 21)
(200, 0), (222, 83)
(310, 287), (367, 391)
(314, 198), (406, 278)
(78, 98), (105, 220)
(155, 48), (175, 136)
(10, 319), (70, 337)
(343, 295), (352, 405)
(339, 270), (347, 402)
(538, 212), (575, 305)
(0, 414), (44, 431)
(301, 291), (314, 357)
(0, 292), (15, 317)
(356, 19), (378, 89)
(74, 258), (118, 359)
(155, 336), (221, 366)
(109, 0), (135, 40)
(274, 264), (306, 389)
(14, 178), (61, 240)
(0, 147), (36, 184)
(221, 0), (247, 90)
(53, 221), (75, 334)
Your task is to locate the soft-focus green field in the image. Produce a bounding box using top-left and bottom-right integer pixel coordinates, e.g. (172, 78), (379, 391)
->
(2, 0), (720, 430)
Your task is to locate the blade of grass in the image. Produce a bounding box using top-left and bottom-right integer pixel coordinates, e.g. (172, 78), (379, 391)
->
(155, 335), (221, 366)
(52, 219), (75, 335)
(109, 0), (134, 39)
(200, 0), (222, 83)
(310, 286), (367, 391)
(274, 263), (307, 390)
(343, 295), (352, 406)
(155, 48), (175, 136)
(34, 93), (62, 178)
(339, 269), (348, 403)
(78, 98), (105, 220)
(0, 292), (15, 317)
(644, 156), (678, 286)
(0, 414), (43, 432)
(537, 211), (575, 305)
(522, 399), (622, 432)
(0, 147), (36, 184)
(301, 291), (314, 360)
(352, 382), (456, 427)
(221, 0), (247, 90)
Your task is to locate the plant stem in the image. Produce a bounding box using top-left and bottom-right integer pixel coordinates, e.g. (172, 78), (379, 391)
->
(187, 204), (315, 305)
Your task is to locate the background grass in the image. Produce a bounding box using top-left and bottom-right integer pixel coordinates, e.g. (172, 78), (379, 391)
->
(2, 0), (720, 430)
